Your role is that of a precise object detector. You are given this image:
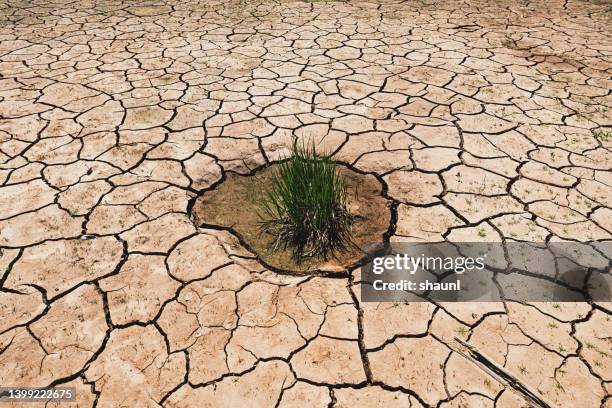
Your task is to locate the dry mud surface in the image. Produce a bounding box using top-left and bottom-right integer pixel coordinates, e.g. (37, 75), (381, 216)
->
(0, 0), (611, 407)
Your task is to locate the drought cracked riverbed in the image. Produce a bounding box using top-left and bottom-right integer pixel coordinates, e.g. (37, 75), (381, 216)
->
(0, 0), (610, 407)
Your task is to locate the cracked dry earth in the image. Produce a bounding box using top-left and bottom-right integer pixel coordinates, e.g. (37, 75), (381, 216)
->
(0, 0), (611, 407)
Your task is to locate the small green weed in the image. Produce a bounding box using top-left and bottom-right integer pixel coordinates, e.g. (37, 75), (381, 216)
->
(258, 141), (353, 261)
(592, 129), (611, 141)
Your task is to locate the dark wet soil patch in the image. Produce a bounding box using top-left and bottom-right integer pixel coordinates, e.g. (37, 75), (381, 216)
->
(193, 164), (391, 273)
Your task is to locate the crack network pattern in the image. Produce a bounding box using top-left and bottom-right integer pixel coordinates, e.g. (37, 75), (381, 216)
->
(0, 0), (610, 407)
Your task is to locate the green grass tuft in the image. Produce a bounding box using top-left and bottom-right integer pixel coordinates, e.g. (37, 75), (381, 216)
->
(258, 141), (353, 261)
(592, 128), (611, 141)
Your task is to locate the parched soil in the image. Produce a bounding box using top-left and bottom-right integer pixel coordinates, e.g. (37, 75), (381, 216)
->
(193, 165), (391, 273)
(0, 0), (611, 407)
